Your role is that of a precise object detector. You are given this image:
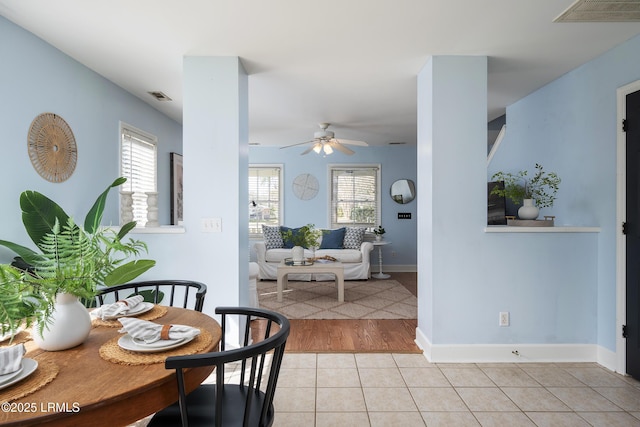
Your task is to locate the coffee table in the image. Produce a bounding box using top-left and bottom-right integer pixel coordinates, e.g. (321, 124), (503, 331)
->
(276, 260), (345, 302)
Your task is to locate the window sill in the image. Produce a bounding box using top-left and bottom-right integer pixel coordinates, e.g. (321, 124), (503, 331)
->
(484, 226), (600, 233)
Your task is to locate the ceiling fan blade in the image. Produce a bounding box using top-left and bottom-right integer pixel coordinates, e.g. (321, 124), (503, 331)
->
(333, 138), (368, 146)
(280, 139), (316, 149)
(300, 144), (318, 155)
(330, 141), (355, 155)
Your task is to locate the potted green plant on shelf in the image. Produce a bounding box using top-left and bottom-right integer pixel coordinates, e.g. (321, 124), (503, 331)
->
(0, 177), (156, 350)
(373, 225), (386, 241)
(490, 163), (561, 220)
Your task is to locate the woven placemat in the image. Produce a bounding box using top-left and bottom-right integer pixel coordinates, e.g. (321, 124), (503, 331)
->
(99, 329), (213, 365)
(91, 305), (169, 328)
(0, 331), (32, 348)
(0, 361), (59, 402)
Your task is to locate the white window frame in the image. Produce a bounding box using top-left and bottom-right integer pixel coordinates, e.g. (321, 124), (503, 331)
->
(249, 164), (283, 237)
(328, 164), (381, 229)
(120, 122), (158, 226)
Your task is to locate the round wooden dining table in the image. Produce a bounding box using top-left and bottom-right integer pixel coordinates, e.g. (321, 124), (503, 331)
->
(0, 306), (221, 427)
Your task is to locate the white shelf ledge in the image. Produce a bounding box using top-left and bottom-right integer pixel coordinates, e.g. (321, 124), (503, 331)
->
(129, 226), (186, 234)
(485, 226), (600, 233)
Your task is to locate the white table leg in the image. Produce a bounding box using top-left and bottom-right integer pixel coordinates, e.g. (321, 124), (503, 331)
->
(277, 271), (287, 302)
(336, 270), (345, 302)
(373, 246), (390, 279)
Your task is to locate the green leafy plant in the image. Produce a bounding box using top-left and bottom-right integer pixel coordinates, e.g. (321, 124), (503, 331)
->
(373, 225), (386, 236)
(490, 163), (561, 208)
(281, 224), (323, 249)
(0, 177), (156, 336)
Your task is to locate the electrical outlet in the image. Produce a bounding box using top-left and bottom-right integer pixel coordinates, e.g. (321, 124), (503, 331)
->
(499, 312), (510, 327)
(391, 251), (397, 257)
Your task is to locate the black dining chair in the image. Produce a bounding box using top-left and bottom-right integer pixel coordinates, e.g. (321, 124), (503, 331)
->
(95, 280), (207, 312)
(148, 307), (290, 427)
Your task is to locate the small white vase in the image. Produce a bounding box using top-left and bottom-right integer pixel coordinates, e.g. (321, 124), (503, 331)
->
(33, 293), (92, 351)
(291, 246), (305, 262)
(375, 235), (382, 242)
(518, 199), (539, 220)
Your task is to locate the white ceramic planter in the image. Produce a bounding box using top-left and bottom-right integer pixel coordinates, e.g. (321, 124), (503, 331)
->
(33, 293), (92, 351)
(518, 199), (540, 220)
(291, 246), (305, 262)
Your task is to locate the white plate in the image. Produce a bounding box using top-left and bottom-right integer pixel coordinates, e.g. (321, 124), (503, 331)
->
(0, 327), (23, 342)
(103, 302), (155, 320)
(0, 365), (23, 385)
(118, 334), (194, 353)
(0, 359), (38, 391)
(132, 337), (185, 349)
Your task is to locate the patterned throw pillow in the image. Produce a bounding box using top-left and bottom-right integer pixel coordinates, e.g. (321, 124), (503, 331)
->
(262, 225), (284, 249)
(343, 227), (366, 249)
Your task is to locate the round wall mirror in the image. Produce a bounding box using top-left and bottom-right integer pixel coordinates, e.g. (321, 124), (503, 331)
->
(390, 179), (416, 204)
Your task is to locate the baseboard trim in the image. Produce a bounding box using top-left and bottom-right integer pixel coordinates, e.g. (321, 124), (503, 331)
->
(416, 327), (616, 367)
(382, 265), (417, 273)
(597, 345), (617, 372)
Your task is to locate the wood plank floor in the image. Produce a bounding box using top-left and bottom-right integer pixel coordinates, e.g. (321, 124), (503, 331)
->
(256, 272), (422, 353)
(285, 318), (420, 353)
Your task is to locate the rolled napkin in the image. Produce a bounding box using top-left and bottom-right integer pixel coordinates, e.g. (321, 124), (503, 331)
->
(0, 343), (25, 375)
(118, 317), (200, 344)
(93, 295), (145, 320)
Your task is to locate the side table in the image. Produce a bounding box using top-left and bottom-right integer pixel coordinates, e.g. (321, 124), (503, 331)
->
(372, 241), (391, 279)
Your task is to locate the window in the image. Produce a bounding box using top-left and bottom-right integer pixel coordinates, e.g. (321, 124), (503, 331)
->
(249, 165), (282, 235)
(120, 123), (157, 226)
(330, 165), (380, 229)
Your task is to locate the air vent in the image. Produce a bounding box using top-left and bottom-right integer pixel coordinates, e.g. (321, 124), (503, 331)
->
(554, 0), (640, 22)
(148, 91), (173, 101)
(388, 142), (406, 145)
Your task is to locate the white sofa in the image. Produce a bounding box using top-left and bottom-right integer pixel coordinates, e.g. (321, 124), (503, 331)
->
(253, 228), (374, 281)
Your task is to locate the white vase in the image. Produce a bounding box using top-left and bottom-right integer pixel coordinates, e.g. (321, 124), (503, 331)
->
(291, 246), (305, 262)
(375, 235), (382, 242)
(33, 293), (92, 351)
(518, 199), (539, 220)
(145, 191), (159, 227)
(120, 191), (134, 224)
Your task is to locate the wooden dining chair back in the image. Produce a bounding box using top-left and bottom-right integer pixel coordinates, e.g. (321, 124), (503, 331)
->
(95, 280), (207, 312)
(149, 306), (290, 427)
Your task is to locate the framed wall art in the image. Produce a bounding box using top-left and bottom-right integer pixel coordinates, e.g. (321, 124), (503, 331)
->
(170, 152), (183, 225)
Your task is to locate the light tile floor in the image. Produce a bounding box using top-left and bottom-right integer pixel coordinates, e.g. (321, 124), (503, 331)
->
(270, 353), (640, 427)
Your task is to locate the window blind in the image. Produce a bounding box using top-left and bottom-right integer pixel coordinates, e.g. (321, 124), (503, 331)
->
(249, 166), (281, 235)
(121, 126), (157, 226)
(330, 167), (379, 229)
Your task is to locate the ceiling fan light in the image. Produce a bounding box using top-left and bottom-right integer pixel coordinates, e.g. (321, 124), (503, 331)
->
(313, 143), (322, 154)
(323, 144), (333, 155)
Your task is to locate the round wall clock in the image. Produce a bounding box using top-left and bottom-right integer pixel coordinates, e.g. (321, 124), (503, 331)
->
(292, 173), (319, 200)
(27, 113), (77, 183)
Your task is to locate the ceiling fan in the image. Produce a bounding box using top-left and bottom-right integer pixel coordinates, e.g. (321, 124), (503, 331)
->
(281, 123), (368, 155)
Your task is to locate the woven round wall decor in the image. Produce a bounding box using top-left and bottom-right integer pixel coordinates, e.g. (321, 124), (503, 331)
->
(27, 113), (77, 183)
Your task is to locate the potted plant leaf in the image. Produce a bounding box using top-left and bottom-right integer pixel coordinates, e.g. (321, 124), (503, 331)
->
(490, 163), (561, 220)
(373, 225), (386, 241)
(0, 177), (156, 350)
(280, 224), (323, 262)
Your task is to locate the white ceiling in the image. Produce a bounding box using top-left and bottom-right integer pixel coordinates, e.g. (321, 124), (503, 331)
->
(1, 0), (640, 147)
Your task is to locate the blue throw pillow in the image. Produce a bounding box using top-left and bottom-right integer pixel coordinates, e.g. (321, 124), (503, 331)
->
(281, 226), (302, 249)
(319, 228), (346, 249)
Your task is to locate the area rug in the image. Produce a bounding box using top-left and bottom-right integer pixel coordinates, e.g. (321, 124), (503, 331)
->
(257, 279), (417, 319)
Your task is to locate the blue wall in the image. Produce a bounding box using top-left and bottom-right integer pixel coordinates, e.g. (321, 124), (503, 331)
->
(248, 145), (418, 267)
(488, 34), (640, 353)
(0, 16), (182, 259)
(4, 9), (640, 361)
